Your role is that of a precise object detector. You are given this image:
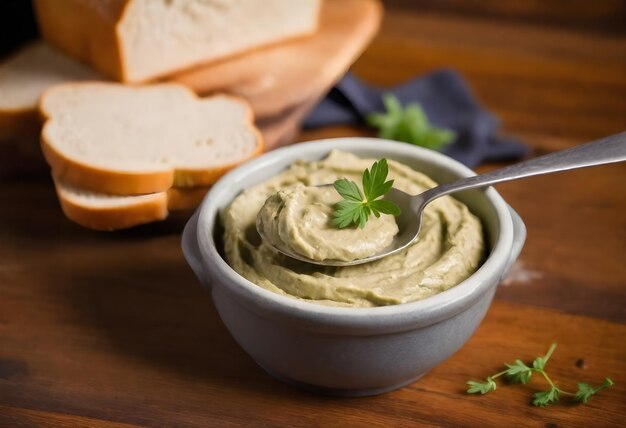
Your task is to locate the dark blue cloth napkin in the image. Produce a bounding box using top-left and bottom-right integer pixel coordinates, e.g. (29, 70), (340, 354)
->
(303, 69), (529, 167)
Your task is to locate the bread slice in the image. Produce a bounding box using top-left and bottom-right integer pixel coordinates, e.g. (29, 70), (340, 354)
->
(0, 41), (101, 140)
(40, 82), (263, 195)
(34, 0), (321, 83)
(55, 181), (209, 230)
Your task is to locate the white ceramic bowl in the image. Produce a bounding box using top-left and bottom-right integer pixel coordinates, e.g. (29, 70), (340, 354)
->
(182, 138), (526, 396)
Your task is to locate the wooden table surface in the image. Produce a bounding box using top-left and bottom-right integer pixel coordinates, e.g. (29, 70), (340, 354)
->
(1, 1), (625, 426)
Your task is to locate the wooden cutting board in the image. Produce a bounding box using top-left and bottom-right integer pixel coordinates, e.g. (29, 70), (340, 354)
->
(169, 0), (382, 148)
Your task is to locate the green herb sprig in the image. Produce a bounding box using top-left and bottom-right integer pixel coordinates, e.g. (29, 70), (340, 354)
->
(466, 342), (614, 407)
(367, 94), (455, 150)
(332, 159), (401, 229)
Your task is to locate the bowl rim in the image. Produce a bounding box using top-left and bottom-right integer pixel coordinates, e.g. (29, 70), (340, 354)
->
(195, 138), (513, 330)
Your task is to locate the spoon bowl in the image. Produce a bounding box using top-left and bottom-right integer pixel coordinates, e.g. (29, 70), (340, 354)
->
(255, 187), (422, 266)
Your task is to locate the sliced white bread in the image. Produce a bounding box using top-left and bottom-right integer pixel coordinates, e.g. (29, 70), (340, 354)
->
(55, 181), (210, 231)
(0, 41), (101, 140)
(40, 82), (263, 195)
(34, 0), (321, 83)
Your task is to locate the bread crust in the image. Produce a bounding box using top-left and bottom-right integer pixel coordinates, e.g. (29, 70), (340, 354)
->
(166, 186), (210, 211)
(33, 0), (129, 81)
(55, 183), (209, 230)
(56, 184), (169, 231)
(43, 137), (176, 195)
(39, 83), (264, 195)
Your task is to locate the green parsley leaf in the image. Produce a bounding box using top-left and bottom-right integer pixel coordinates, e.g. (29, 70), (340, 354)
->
(369, 200), (401, 217)
(332, 200), (362, 229)
(333, 178), (363, 202)
(532, 356), (546, 371)
(574, 378), (614, 404)
(574, 383), (595, 404)
(366, 94), (456, 150)
(467, 377), (497, 395)
(505, 359), (533, 384)
(332, 159), (401, 229)
(532, 387), (560, 407)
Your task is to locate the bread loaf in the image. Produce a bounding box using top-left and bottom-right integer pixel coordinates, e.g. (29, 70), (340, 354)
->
(34, 0), (321, 83)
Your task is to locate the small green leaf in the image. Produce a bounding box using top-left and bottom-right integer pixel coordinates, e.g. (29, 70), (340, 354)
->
(574, 382), (594, 404)
(357, 211), (367, 229)
(369, 199), (401, 216)
(362, 168), (372, 199)
(533, 357), (546, 371)
(352, 204), (362, 223)
(372, 179), (394, 202)
(466, 377), (496, 395)
(505, 359), (533, 384)
(366, 94), (455, 150)
(382, 93), (403, 117)
(332, 158), (401, 229)
(333, 178), (363, 202)
(365, 112), (386, 128)
(403, 104), (427, 128)
(422, 128), (456, 150)
(363, 159), (390, 200)
(574, 378), (615, 404)
(467, 377), (497, 395)
(332, 200), (362, 228)
(532, 387), (560, 407)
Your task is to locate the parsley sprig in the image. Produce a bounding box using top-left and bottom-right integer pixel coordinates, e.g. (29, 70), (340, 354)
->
(367, 94), (455, 150)
(332, 159), (401, 229)
(467, 342), (614, 407)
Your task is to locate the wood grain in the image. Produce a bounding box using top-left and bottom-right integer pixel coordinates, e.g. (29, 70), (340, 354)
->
(1, 0), (626, 426)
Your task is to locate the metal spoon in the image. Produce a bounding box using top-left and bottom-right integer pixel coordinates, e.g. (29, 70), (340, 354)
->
(259, 132), (626, 266)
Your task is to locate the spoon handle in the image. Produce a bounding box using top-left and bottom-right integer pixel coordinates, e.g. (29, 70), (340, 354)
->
(420, 131), (626, 203)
